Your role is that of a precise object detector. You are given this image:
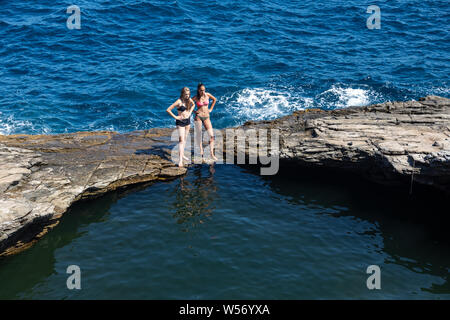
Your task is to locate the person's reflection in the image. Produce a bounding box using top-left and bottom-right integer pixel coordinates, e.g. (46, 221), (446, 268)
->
(171, 164), (217, 232)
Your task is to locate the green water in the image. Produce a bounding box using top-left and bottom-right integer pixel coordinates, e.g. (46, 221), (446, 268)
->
(0, 164), (449, 299)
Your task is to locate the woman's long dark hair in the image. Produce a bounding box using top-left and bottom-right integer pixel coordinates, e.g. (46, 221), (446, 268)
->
(196, 83), (206, 100)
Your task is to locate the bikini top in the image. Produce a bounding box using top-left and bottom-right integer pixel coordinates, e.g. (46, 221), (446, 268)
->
(196, 95), (209, 107)
(177, 100), (188, 112)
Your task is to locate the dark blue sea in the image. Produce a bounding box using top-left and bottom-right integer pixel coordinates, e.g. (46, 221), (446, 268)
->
(0, 0), (449, 134)
(0, 1), (449, 300)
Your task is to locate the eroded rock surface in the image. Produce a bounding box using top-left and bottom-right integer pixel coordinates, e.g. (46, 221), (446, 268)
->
(226, 95), (450, 192)
(1, 95), (449, 257)
(0, 129), (185, 256)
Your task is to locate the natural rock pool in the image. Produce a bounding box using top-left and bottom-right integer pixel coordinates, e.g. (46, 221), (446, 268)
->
(0, 164), (449, 299)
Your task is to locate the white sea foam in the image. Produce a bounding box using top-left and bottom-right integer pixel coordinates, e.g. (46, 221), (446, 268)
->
(223, 87), (313, 124)
(431, 86), (450, 95)
(0, 113), (34, 135)
(222, 84), (381, 125)
(315, 85), (380, 109)
(316, 85), (380, 109)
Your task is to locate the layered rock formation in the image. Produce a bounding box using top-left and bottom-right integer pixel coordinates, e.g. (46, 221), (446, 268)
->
(228, 95), (450, 192)
(0, 95), (449, 257)
(0, 129), (186, 256)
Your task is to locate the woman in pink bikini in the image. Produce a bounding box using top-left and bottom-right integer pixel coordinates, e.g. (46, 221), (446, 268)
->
(193, 83), (218, 161)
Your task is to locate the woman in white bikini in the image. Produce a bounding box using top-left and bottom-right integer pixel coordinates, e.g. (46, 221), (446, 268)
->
(193, 83), (218, 161)
(166, 87), (195, 167)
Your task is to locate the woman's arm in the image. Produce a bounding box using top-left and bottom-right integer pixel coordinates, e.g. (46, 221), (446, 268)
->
(192, 96), (199, 114)
(166, 99), (181, 120)
(188, 99), (195, 116)
(207, 93), (217, 113)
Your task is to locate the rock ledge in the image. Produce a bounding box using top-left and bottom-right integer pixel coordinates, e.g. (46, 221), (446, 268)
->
(0, 129), (185, 256)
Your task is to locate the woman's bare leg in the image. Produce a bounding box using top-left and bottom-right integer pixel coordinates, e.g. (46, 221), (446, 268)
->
(204, 118), (218, 161)
(177, 125), (186, 167)
(194, 118), (204, 157)
(183, 124), (190, 161)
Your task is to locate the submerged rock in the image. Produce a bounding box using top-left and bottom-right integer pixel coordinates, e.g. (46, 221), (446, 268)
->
(0, 129), (186, 256)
